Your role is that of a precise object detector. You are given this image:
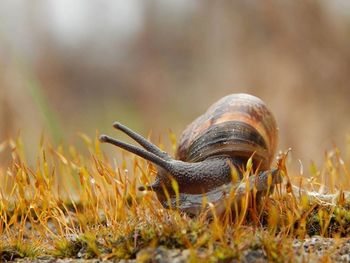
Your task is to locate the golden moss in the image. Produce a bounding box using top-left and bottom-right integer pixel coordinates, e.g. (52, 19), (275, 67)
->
(0, 135), (350, 261)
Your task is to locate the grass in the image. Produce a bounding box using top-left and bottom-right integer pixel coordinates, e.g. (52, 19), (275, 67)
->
(0, 135), (350, 262)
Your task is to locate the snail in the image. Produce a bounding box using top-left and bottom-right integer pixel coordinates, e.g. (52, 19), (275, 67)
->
(99, 93), (283, 214)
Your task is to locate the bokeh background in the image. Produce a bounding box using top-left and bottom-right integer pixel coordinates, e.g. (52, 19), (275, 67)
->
(1, 1), (350, 171)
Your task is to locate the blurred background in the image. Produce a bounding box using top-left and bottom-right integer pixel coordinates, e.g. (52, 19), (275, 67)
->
(1, 0), (350, 170)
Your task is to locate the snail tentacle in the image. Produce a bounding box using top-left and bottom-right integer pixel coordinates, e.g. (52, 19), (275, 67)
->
(99, 134), (171, 170)
(113, 122), (171, 160)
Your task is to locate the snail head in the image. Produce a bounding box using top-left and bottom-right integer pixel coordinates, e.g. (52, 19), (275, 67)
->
(99, 122), (233, 195)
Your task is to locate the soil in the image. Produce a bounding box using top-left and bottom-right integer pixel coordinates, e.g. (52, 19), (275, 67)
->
(8, 237), (350, 263)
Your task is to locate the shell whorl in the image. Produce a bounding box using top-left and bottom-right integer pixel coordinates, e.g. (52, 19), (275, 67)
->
(176, 93), (278, 170)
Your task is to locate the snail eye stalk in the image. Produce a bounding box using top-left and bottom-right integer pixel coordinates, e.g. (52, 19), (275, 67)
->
(112, 122), (171, 160)
(99, 134), (171, 170)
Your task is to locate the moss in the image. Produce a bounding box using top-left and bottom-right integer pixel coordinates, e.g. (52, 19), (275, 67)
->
(1, 135), (350, 260)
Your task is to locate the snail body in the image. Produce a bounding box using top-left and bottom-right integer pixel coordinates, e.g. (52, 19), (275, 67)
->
(100, 93), (281, 214)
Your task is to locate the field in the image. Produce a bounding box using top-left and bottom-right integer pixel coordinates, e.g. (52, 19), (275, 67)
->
(1, 135), (350, 263)
(2, 1), (350, 262)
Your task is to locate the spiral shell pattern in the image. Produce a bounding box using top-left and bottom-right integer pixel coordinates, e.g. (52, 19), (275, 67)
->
(176, 93), (278, 170)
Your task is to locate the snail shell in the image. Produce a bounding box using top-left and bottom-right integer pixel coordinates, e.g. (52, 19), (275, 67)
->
(177, 93), (278, 170)
(99, 93), (280, 214)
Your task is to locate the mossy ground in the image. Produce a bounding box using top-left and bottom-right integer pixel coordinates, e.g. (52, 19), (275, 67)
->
(1, 136), (350, 262)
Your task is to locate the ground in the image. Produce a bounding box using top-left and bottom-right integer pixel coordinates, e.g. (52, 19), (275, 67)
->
(1, 137), (350, 262)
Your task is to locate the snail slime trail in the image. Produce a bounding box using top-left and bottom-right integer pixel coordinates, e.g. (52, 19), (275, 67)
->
(100, 93), (283, 215)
